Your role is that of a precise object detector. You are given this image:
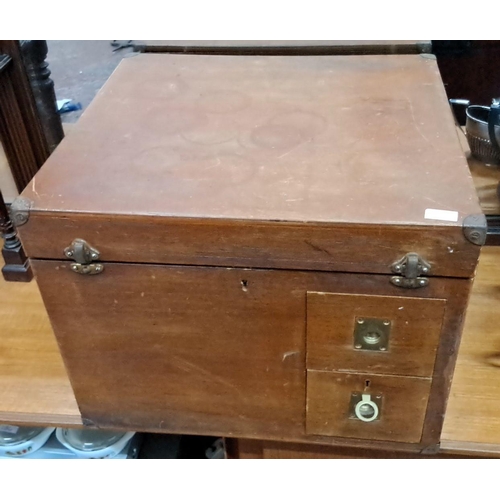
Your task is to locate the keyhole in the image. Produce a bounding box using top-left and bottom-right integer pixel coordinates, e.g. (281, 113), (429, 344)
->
(241, 280), (248, 292)
(365, 380), (371, 388)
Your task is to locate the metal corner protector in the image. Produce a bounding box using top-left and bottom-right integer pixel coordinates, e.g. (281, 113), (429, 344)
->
(463, 214), (487, 246)
(9, 197), (33, 227)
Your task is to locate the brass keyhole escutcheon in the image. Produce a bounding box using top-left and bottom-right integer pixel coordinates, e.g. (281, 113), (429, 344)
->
(354, 317), (391, 351)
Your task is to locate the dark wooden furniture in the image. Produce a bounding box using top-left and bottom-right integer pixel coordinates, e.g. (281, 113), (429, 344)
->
(0, 47), (41, 193)
(133, 40), (432, 55)
(20, 40), (64, 154)
(0, 189), (32, 282)
(0, 40), (57, 191)
(15, 53), (481, 453)
(0, 40), (63, 281)
(435, 41), (500, 125)
(0, 49), (35, 280)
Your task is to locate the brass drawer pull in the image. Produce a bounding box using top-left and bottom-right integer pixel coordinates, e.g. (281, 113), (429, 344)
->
(349, 392), (382, 423)
(354, 318), (390, 351)
(354, 394), (379, 422)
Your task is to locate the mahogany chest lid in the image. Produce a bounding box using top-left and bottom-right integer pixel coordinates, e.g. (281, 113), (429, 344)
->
(17, 53), (482, 277)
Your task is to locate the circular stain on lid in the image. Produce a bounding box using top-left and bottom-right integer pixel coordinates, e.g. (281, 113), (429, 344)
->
(174, 154), (258, 186)
(131, 147), (182, 173)
(181, 115), (238, 145)
(269, 111), (327, 139)
(251, 124), (303, 150)
(197, 90), (251, 114)
(144, 108), (208, 136)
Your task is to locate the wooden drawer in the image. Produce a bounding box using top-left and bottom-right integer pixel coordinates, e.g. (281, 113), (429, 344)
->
(306, 292), (446, 377)
(306, 370), (432, 443)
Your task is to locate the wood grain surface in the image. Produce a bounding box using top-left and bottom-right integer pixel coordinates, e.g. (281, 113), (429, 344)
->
(0, 256), (81, 426)
(306, 292), (446, 377)
(31, 258), (469, 451)
(442, 247), (500, 447)
(228, 439), (493, 458)
(306, 370), (432, 443)
(18, 213), (480, 279)
(20, 54), (479, 227)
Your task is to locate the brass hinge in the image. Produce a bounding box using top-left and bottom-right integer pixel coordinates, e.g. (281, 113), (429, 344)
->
(63, 239), (103, 275)
(390, 253), (430, 289)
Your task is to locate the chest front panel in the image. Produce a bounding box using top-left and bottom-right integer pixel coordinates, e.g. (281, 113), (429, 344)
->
(32, 259), (467, 448)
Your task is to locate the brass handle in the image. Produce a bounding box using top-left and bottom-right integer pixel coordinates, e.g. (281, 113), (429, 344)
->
(354, 318), (390, 351)
(354, 394), (379, 422)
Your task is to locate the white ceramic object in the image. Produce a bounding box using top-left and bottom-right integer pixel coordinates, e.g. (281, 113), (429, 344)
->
(55, 428), (136, 459)
(0, 426), (55, 457)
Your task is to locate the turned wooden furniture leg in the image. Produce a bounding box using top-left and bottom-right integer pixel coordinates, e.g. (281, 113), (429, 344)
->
(0, 189), (32, 282)
(0, 41), (62, 192)
(0, 53), (40, 192)
(21, 40), (64, 153)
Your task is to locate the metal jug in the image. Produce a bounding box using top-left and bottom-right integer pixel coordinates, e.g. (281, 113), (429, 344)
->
(450, 98), (500, 165)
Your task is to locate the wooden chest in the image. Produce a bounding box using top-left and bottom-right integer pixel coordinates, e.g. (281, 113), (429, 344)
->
(14, 53), (483, 452)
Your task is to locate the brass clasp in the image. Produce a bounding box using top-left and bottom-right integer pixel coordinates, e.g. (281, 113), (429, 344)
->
(63, 239), (103, 275)
(390, 252), (430, 289)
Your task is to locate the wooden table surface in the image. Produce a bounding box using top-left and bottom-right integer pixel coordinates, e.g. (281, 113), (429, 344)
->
(0, 258), (81, 427)
(439, 132), (500, 454)
(441, 246), (500, 454)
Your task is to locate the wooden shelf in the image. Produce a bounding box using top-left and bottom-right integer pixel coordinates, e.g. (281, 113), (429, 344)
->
(0, 256), (81, 427)
(441, 246), (500, 452)
(437, 129), (500, 454)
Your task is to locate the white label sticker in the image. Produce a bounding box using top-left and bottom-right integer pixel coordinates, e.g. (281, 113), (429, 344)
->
(0, 425), (19, 434)
(424, 208), (459, 222)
